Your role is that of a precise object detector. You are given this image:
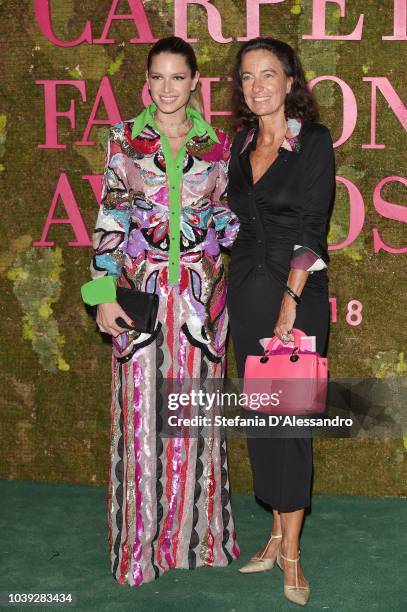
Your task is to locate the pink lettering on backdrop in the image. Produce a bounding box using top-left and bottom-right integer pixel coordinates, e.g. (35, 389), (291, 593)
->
(303, 0), (364, 40)
(174, 0), (232, 43)
(75, 77), (122, 146)
(34, 0), (92, 47)
(33, 173), (91, 247)
(383, 0), (407, 40)
(34, 0), (156, 46)
(328, 177), (365, 250)
(36, 81), (86, 149)
(308, 76), (357, 147)
(34, 0), (407, 45)
(372, 176), (407, 254)
(237, 0), (285, 41)
(346, 300), (363, 326)
(32, 1), (407, 258)
(92, 0), (157, 44)
(362, 78), (407, 149)
(33, 173), (406, 251)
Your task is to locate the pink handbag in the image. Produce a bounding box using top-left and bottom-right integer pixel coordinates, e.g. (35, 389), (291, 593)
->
(243, 327), (328, 415)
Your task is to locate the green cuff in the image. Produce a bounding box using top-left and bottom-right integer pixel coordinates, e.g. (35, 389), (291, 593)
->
(81, 275), (117, 306)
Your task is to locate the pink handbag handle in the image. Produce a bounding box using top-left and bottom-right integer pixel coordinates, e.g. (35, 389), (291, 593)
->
(265, 327), (307, 354)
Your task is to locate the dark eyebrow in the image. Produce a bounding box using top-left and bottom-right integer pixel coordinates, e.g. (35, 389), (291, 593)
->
(241, 68), (277, 75)
(149, 71), (188, 76)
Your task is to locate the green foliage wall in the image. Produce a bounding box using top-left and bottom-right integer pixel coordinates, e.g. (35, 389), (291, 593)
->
(0, 0), (405, 496)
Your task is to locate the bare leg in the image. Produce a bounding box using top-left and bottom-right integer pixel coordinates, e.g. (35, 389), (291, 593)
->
(258, 509), (282, 558)
(279, 509), (308, 588)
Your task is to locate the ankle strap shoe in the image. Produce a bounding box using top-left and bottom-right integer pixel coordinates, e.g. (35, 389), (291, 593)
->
(239, 533), (282, 574)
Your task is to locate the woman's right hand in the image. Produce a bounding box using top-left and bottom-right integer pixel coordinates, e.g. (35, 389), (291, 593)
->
(96, 302), (136, 337)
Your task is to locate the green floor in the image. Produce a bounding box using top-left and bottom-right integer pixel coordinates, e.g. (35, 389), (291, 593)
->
(1, 479), (405, 611)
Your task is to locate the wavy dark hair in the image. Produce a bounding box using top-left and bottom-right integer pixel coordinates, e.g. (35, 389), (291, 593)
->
(147, 36), (203, 113)
(232, 37), (319, 127)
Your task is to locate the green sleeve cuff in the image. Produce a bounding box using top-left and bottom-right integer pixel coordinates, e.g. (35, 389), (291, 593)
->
(81, 275), (117, 306)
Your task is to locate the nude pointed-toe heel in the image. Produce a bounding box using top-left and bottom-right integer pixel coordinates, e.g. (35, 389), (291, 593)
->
(276, 550), (310, 606)
(239, 533), (282, 574)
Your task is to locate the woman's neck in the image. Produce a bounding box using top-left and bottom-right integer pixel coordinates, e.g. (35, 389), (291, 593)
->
(154, 106), (188, 127)
(257, 110), (287, 147)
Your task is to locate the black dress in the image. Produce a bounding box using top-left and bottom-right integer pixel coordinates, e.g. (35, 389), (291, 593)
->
(227, 119), (336, 512)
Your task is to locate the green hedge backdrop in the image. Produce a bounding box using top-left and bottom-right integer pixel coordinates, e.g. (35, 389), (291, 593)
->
(0, 0), (406, 497)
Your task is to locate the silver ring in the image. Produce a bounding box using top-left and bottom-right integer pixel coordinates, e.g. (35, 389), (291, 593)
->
(281, 334), (289, 341)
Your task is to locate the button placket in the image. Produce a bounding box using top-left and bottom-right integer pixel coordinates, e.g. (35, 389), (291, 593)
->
(251, 185), (266, 273)
(241, 144), (267, 273)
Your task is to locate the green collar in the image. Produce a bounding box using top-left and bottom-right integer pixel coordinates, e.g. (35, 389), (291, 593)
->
(130, 102), (220, 143)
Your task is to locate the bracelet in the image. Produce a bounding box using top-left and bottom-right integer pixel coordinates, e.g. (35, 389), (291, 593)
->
(285, 285), (301, 305)
(81, 275), (117, 306)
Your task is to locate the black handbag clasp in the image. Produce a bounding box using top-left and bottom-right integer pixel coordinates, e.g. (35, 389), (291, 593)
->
(290, 346), (300, 362)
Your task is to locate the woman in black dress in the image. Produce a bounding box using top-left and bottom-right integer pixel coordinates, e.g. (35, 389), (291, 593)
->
(227, 38), (335, 606)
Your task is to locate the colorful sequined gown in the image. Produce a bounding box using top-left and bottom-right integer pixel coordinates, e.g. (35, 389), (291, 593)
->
(89, 105), (240, 586)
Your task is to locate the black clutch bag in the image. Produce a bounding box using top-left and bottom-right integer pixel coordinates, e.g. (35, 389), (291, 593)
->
(115, 287), (159, 333)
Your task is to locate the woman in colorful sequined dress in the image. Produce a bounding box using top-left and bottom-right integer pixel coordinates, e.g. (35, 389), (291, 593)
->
(84, 36), (240, 586)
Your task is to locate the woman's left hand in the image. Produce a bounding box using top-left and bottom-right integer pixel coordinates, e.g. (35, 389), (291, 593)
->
(274, 298), (297, 344)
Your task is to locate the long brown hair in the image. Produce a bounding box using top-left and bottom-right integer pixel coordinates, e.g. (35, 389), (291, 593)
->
(147, 36), (204, 114)
(232, 37), (319, 127)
